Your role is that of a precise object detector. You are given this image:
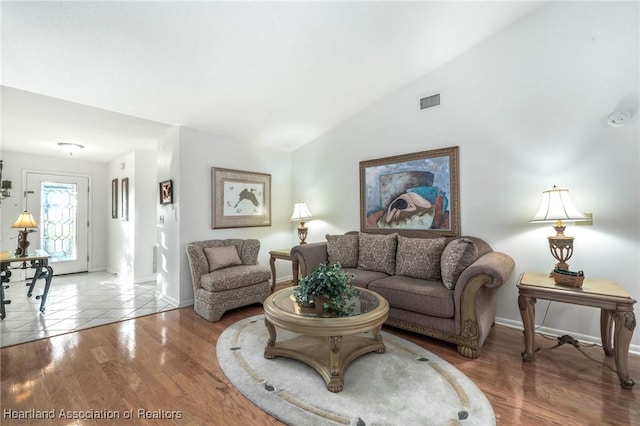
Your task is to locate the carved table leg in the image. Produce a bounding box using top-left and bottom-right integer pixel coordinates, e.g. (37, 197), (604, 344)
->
(269, 256), (276, 293)
(372, 325), (386, 353)
(600, 309), (614, 356)
(327, 336), (344, 392)
(518, 294), (536, 363)
(264, 318), (277, 359)
(612, 311), (636, 389)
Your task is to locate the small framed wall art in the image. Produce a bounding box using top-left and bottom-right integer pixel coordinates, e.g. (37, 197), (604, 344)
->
(159, 179), (173, 205)
(121, 177), (129, 221)
(211, 167), (271, 229)
(111, 178), (118, 219)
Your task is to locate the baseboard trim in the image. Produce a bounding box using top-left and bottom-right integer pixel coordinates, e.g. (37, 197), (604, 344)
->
(157, 292), (192, 308)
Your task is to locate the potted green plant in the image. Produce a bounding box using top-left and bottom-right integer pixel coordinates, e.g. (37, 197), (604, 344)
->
(294, 262), (355, 316)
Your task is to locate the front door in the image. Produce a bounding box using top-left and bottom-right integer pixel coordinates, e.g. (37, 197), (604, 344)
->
(25, 172), (90, 275)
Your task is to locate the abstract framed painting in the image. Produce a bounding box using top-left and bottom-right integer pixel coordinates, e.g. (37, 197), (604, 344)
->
(211, 168), (271, 229)
(359, 146), (460, 237)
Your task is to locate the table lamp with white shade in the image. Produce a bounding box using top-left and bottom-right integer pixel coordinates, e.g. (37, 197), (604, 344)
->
(529, 186), (589, 271)
(12, 211), (39, 256)
(290, 201), (313, 244)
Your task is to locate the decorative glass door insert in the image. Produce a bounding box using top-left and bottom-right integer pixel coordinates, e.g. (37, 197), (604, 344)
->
(40, 181), (78, 262)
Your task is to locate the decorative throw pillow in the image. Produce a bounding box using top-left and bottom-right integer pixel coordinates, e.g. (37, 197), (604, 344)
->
(440, 238), (479, 290)
(357, 233), (397, 275)
(395, 235), (446, 281)
(204, 245), (242, 272)
(326, 234), (359, 268)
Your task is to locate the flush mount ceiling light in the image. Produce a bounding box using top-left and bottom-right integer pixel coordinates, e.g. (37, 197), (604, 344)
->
(58, 142), (84, 156)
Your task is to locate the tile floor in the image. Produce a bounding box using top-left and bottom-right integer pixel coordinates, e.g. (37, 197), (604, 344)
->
(0, 271), (175, 348)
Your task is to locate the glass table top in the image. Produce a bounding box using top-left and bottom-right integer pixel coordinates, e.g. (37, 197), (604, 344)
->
(273, 287), (380, 318)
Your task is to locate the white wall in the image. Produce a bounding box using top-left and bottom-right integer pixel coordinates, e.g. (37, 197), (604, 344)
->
(162, 126), (293, 307)
(156, 127), (182, 305)
(0, 151), (108, 272)
(291, 2), (640, 349)
(106, 150), (157, 283)
(133, 150), (158, 282)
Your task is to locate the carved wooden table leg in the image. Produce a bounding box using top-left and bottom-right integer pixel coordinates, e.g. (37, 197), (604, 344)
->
(600, 309), (614, 356)
(518, 294), (536, 363)
(264, 318), (277, 359)
(612, 311), (636, 389)
(373, 325), (386, 353)
(327, 336), (344, 392)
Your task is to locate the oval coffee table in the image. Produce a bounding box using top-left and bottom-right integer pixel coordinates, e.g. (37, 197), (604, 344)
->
(263, 287), (389, 392)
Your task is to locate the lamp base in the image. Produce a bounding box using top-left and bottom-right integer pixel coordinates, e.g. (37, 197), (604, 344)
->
(297, 225), (308, 245)
(548, 234), (574, 274)
(15, 230), (31, 257)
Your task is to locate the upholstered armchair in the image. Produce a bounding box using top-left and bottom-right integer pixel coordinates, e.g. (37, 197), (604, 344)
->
(186, 239), (271, 322)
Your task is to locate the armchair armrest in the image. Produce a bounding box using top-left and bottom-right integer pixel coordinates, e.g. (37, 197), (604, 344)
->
(291, 242), (328, 284)
(186, 243), (209, 290)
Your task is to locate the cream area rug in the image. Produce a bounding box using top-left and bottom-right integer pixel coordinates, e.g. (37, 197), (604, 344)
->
(217, 315), (495, 426)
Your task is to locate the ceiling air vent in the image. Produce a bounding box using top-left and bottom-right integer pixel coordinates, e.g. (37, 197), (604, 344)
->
(420, 93), (440, 110)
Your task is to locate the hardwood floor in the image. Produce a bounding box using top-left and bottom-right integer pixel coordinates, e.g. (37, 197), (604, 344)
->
(2, 300), (638, 425)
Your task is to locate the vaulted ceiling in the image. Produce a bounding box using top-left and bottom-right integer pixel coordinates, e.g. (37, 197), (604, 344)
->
(1, 1), (543, 161)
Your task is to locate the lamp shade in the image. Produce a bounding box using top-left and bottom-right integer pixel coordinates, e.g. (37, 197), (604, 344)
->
(12, 211), (39, 229)
(529, 186), (587, 223)
(290, 201), (312, 221)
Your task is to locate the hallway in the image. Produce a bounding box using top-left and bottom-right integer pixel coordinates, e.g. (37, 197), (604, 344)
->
(0, 271), (175, 347)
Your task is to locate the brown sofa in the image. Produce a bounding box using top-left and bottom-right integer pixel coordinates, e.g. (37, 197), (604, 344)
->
(291, 232), (515, 358)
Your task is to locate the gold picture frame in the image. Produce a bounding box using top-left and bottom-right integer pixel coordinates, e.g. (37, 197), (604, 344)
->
(212, 168), (271, 229)
(359, 146), (460, 237)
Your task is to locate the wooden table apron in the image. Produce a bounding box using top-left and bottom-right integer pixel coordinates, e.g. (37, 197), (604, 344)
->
(517, 272), (636, 389)
(263, 287), (389, 392)
(1, 250), (54, 319)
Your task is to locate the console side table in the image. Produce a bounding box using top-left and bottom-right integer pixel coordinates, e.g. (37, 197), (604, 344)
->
(0, 250), (53, 319)
(517, 272), (636, 389)
(269, 248), (295, 292)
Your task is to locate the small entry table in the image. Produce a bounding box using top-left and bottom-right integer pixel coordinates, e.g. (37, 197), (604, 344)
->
(0, 250), (53, 319)
(517, 272), (636, 389)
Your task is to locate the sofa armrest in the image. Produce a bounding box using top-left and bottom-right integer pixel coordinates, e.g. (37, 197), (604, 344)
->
(291, 242), (329, 283)
(455, 251), (515, 293)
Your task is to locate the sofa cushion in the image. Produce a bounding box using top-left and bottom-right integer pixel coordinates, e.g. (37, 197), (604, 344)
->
(357, 233), (397, 275)
(368, 275), (454, 318)
(441, 238), (479, 290)
(201, 264), (271, 292)
(204, 245), (243, 272)
(395, 235), (446, 281)
(326, 234), (359, 268)
(342, 267), (389, 288)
